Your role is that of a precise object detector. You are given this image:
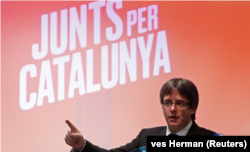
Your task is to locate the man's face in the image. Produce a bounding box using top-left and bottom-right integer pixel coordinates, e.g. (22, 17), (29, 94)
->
(162, 90), (196, 133)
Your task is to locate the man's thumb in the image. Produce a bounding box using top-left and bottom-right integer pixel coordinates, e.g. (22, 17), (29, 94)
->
(71, 132), (83, 139)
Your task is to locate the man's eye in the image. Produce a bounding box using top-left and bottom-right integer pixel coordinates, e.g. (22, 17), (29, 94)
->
(176, 102), (182, 105)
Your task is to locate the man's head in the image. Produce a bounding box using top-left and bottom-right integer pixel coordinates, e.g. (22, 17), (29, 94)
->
(160, 78), (199, 133)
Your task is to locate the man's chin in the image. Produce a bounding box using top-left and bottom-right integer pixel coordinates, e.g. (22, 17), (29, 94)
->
(167, 121), (179, 127)
(167, 122), (182, 133)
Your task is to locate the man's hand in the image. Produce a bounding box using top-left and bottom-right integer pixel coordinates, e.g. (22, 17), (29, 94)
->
(65, 120), (86, 151)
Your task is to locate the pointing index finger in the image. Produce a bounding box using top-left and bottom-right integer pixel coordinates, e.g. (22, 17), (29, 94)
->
(65, 120), (78, 133)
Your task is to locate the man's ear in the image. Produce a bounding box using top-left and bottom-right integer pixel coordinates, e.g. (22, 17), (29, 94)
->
(161, 104), (165, 113)
(191, 107), (197, 114)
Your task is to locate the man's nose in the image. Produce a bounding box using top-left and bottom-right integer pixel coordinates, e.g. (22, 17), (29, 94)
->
(170, 103), (177, 111)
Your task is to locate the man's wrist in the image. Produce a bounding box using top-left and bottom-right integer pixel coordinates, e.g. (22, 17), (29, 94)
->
(76, 147), (83, 152)
(76, 139), (86, 152)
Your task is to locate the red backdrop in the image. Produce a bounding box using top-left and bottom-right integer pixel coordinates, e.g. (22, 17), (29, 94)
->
(2, 1), (250, 152)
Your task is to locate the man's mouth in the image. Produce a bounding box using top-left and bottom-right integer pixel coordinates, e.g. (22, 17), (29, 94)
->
(168, 116), (179, 121)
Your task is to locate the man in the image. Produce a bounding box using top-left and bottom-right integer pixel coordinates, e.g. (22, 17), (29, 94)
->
(65, 78), (217, 152)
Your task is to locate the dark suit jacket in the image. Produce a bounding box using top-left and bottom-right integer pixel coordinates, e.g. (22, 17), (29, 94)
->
(71, 121), (216, 152)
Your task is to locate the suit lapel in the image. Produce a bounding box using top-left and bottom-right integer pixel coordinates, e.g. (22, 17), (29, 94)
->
(186, 121), (200, 136)
(159, 126), (166, 136)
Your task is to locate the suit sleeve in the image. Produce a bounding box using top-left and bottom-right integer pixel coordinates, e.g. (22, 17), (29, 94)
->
(70, 129), (145, 152)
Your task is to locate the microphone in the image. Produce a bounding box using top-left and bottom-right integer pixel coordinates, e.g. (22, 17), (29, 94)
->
(129, 146), (147, 152)
(213, 133), (224, 136)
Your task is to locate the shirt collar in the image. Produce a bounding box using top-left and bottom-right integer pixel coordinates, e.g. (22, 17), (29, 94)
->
(166, 120), (193, 136)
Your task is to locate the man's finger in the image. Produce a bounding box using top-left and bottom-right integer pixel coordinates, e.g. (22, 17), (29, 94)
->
(67, 131), (77, 142)
(65, 134), (77, 143)
(65, 120), (78, 132)
(65, 136), (74, 146)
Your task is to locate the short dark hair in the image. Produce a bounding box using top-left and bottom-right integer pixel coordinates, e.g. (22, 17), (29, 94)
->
(160, 78), (199, 120)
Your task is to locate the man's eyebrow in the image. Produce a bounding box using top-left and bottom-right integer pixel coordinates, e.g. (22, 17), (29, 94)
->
(163, 99), (186, 103)
(176, 100), (186, 103)
(163, 99), (172, 102)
